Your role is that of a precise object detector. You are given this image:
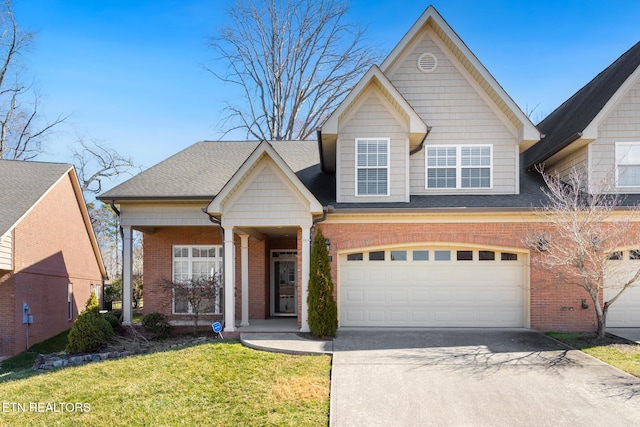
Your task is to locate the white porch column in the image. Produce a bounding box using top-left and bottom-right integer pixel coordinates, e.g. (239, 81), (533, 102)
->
(224, 227), (236, 331)
(300, 226), (311, 332)
(240, 233), (250, 326)
(121, 225), (133, 325)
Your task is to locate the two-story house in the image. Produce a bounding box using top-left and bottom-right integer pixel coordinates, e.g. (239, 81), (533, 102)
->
(98, 6), (640, 334)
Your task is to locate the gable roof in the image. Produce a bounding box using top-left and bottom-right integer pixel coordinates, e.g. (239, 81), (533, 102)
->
(0, 159), (107, 278)
(319, 65), (428, 173)
(98, 140), (320, 201)
(524, 41), (640, 169)
(380, 5), (539, 146)
(207, 140), (323, 215)
(0, 160), (74, 238)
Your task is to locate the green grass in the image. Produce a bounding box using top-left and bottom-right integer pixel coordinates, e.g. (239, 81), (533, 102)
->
(548, 332), (640, 378)
(0, 341), (331, 426)
(0, 330), (70, 381)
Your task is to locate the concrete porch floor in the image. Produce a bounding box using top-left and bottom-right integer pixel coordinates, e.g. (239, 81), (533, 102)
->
(235, 317), (299, 332)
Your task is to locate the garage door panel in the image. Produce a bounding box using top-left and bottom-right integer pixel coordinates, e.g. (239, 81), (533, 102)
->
(340, 248), (524, 327)
(605, 256), (640, 327)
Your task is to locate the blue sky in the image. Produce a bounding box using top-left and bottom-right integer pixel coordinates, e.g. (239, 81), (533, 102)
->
(14, 0), (640, 178)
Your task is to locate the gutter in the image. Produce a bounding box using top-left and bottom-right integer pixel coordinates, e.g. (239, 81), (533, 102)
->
(409, 126), (433, 156)
(526, 131), (582, 171)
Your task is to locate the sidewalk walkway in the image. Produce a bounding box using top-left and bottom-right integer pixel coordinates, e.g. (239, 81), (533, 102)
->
(240, 333), (333, 355)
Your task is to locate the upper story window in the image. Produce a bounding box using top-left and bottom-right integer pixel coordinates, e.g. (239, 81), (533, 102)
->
(356, 138), (389, 196)
(426, 145), (492, 189)
(616, 142), (640, 187)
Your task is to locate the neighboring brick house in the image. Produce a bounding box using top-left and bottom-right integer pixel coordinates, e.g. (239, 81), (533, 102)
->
(99, 6), (640, 333)
(0, 160), (106, 358)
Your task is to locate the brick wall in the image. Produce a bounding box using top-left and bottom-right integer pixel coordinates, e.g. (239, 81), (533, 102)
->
(143, 226), (268, 323)
(317, 221), (625, 332)
(1, 173), (102, 357)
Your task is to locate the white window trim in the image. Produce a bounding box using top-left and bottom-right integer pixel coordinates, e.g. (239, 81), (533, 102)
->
(355, 137), (390, 197)
(425, 144), (493, 189)
(615, 142), (640, 188)
(172, 245), (223, 315)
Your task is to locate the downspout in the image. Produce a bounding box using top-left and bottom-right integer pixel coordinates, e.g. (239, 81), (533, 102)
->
(203, 209), (226, 316)
(409, 126), (432, 156)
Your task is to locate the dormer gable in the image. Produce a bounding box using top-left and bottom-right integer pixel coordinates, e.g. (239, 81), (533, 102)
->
(320, 65), (427, 174)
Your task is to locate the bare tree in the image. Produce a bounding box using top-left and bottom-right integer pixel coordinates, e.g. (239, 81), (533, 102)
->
(208, 0), (381, 141)
(526, 165), (640, 339)
(72, 137), (138, 197)
(163, 275), (223, 335)
(0, 0), (66, 159)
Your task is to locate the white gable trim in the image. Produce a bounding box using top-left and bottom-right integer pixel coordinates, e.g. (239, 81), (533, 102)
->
(207, 140), (323, 216)
(582, 66), (640, 139)
(322, 65), (427, 137)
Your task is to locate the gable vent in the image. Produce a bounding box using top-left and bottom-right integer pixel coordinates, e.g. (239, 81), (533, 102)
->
(417, 52), (438, 73)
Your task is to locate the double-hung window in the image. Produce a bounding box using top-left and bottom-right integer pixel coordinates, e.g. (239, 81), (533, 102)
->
(356, 138), (389, 196)
(172, 245), (223, 314)
(616, 142), (640, 187)
(426, 145), (492, 189)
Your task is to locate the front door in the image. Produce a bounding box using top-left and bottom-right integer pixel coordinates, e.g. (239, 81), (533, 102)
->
(271, 251), (297, 316)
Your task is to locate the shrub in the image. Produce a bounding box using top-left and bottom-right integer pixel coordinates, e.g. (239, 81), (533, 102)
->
(103, 313), (122, 334)
(67, 292), (114, 354)
(110, 309), (123, 322)
(141, 312), (171, 339)
(307, 228), (338, 337)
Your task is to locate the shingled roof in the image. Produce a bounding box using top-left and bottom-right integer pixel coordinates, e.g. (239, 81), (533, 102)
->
(0, 160), (73, 237)
(98, 140), (320, 201)
(524, 41), (640, 169)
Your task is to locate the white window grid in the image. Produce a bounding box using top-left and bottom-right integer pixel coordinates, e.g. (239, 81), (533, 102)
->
(356, 138), (390, 196)
(172, 245), (223, 314)
(426, 145), (492, 189)
(615, 142), (640, 187)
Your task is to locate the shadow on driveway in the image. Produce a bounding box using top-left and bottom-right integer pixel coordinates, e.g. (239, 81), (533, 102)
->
(330, 329), (640, 426)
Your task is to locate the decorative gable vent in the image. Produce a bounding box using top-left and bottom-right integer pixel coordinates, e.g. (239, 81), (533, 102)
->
(417, 52), (438, 73)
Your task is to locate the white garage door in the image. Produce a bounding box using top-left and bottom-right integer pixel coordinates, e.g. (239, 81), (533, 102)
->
(340, 247), (525, 327)
(605, 250), (640, 327)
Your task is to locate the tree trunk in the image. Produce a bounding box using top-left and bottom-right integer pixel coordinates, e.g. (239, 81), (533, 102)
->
(593, 293), (607, 340)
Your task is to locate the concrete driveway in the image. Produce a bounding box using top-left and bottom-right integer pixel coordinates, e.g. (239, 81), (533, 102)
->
(330, 329), (640, 426)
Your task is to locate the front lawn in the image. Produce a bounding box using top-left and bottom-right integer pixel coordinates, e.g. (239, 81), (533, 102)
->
(0, 341), (331, 426)
(548, 332), (640, 378)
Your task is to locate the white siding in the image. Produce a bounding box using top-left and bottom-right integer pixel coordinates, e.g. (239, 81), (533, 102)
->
(120, 203), (212, 227)
(547, 146), (588, 184)
(223, 163), (311, 226)
(591, 76), (640, 192)
(337, 88), (409, 203)
(0, 231), (13, 270)
(388, 29), (519, 195)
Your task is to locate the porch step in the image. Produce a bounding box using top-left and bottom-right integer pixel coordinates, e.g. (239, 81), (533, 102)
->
(240, 333), (333, 355)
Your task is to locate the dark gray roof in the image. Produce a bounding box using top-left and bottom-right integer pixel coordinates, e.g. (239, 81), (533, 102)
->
(98, 140), (320, 200)
(101, 140), (554, 211)
(524, 41), (640, 169)
(0, 160), (73, 236)
(310, 155), (550, 210)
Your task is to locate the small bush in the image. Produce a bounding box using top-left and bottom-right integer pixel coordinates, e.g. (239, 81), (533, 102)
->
(103, 313), (122, 334)
(67, 293), (114, 354)
(141, 312), (171, 339)
(110, 309), (123, 322)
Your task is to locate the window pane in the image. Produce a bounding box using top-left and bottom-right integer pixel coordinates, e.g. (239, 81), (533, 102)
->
(630, 250), (640, 260)
(391, 250), (407, 261)
(347, 253), (363, 261)
(369, 251), (385, 261)
(618, 165), (640, 186)
(173, 247), (188, 258)
(479, 251), (495, 261)
(501, 253), (518, 261)
(413, 250), (429, 261)
(609, 251), (623, 260)
(434, 250), (450, 261)
(427, 168), (456, 188)
(461, 168), (490, 188)
(457, 250), (473, 261)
